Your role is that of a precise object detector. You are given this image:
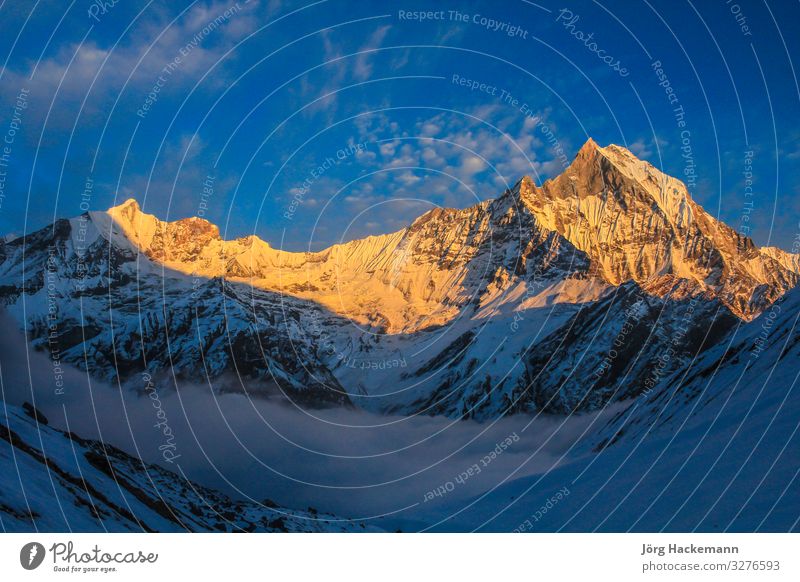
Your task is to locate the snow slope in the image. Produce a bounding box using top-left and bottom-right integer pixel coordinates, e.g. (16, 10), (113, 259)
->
(0, 402), (378, 532)
(420, 288), (800, 531)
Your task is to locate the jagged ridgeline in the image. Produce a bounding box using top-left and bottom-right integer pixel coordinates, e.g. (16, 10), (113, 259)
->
(1, 140), (797, 418)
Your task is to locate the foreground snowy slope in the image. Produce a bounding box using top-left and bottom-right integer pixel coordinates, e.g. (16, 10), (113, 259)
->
(0, 403), (377, 532)
(420, 288), (800, 531)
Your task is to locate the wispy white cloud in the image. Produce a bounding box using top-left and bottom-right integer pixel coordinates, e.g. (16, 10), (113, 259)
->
(1, 0), (260, 130)
(302, 23), (393, 121)
(353, 25), (391, 81)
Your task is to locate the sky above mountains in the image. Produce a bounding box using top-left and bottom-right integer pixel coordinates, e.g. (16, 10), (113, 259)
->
(0, 0), (798, 251)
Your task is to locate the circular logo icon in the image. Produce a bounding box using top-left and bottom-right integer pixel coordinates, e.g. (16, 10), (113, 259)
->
(20, 542), (46, 570)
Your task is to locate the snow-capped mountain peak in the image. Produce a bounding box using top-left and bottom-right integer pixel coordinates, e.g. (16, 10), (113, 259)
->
(514, 139), (797, 318)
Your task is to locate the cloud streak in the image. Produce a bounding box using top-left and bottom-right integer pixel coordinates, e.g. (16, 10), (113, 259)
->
(0, 311), (607, 527)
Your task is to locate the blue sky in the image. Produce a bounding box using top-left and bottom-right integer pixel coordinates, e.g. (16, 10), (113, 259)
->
(0, 0), (798, 251)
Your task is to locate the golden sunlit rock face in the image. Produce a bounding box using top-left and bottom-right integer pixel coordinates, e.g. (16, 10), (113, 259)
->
(100, 140), (797, 331)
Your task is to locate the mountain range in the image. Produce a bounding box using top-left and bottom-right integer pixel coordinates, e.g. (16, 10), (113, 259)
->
(1, 139), (796, 420)
(1, 138), (798, 532)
